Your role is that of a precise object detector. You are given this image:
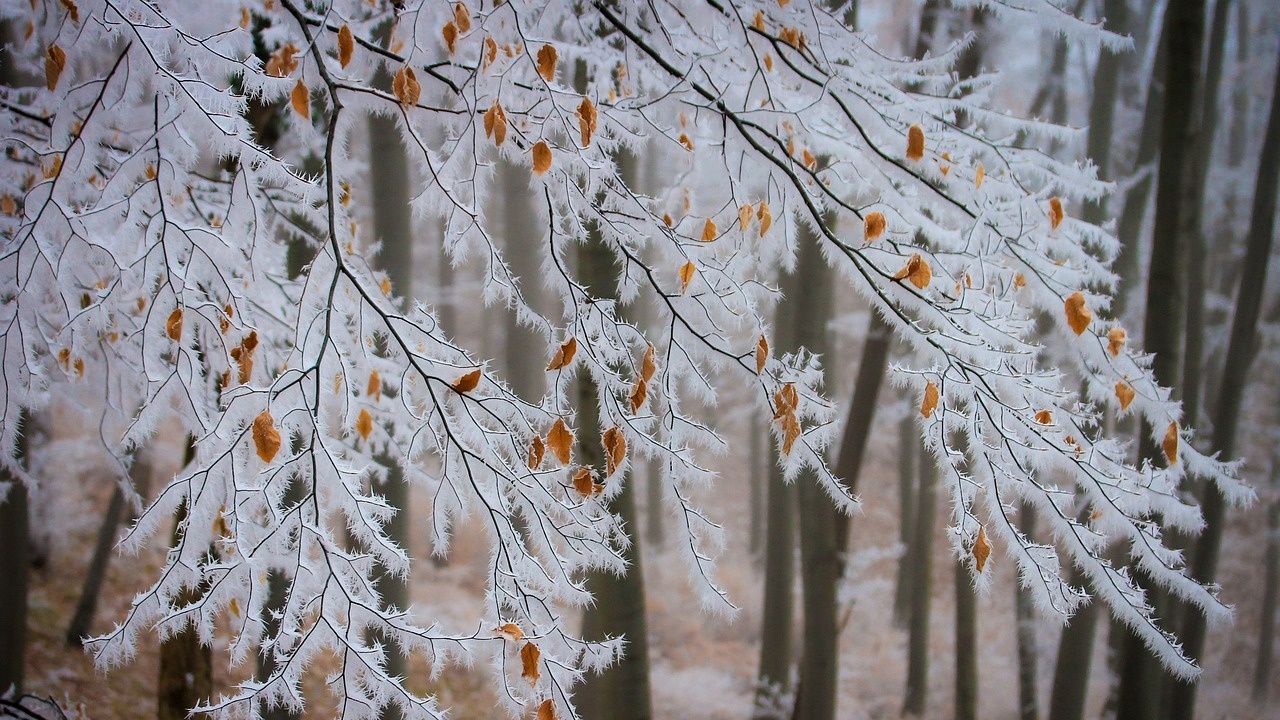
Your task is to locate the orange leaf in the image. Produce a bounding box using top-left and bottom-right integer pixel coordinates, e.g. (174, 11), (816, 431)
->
(367, 370), (381, 398)
(536, 44), (558, 82)
(763, 53), (774, 72)
(573, 466), (595, 496)
(577, 96), (598, 147)
(528, 435), (546, 469)
(603, 426), (626, 476)
(1108, 327), (1126, 357)
(1163, 422), (1178, 465)
(1115, 381), (1135, 411)
(355, 408), (373, 441)
(253, 411), (281, 463)
(894, 253), (931, 289)
(737, 204), (754, 231)
(753, 10), (766, 31)
(755, 335), (768, 375)
(166, 308), (184, 341)
(537, 699), (557, 720)
(453, 2), (471, 33)
(484, 101), (508, 146)
(975, 163), (985, 188)
(1048, 197), (1065, 230)
(483, 36), (498, 69)
(442, 21), (458, 55)
(493, 622), (524, 641)
(757, 201), (772, 237)
(291, 79), (310, 120)
(532, 141), (552, 175)
(520, 642), (541, 686)
(678, 133), (693, 151)
(921, 380), (939, 419)
(265, 42), (299, 78)
(45, 44), (66, 91)
(547, 337), (577, 371)
(59, 0), (79, 22)
(452, 368), (482, 393)
(679, 261), (696, 294)
(1064, 292), (1092, 335)
(338, 24), (354, 68)
(700, 218), (718, 242)
(548, 419), (573, 465)
(780, 412), (801, 455)
(906, 124), (925, 161)
(641, 344), (656, 383)
(864, 211), (886, 242)
(1012, 272), (1026, 289)
(939, 152), (952, 176)
(973, 526), (991, 573)
(393, 65), (420, 105)
(1034, 409), (1054, 425)
(629, 378), (648, 414)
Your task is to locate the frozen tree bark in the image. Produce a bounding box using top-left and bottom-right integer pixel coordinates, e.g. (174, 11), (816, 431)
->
(1166, 32), (1280, 719)
(832, 312), (892, 557)
(500, 160), (545, 402)
(748, 414), (765, 558)
(955, 556), (979, 720)
(1015, 503), (1039, 720)
(0, 412), (28, 696)
(792, 225), (839, 720)
(902, 441), (937, 718)
(1082, 0), (1128, 226)
(893, 407), (917, 627)
(1253, 452), (1280, 705)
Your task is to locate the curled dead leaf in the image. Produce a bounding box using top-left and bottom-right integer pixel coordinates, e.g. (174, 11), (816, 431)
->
(166, 308), (184, 341)
(1108, 327), (1126, 357)
(757, 201), (772, 237)
(906, 124), (925, 162)
(921, 380), (939, 419)
(367, 370), (381, 398)
(864, 211), (886, 243)
(1048, 197), (1065, 230)
(532, 141), (552, 175)
(528, 435), (546, 469)
(1064, 292), (1092, 335)
(547, 337), (577, 371)
(393, 65), (421, 105)
(577, 96), (598, 147)
(755, 335), (768, 375)
(536, 44), (558, 82)
(700, 218), (718, 242)
(46, 44), (67, 92)
(537, 699), (557, 720)
(893, 253), (931, 289)
(452, 368), (482, 393)
(453, 2), (471, 33)
(1115, 381), (1135, 411)
(290, 79), (310, 120)
(780, 412), (801, 455)
(573, 466), (595, 496)
(483, 36), (498, 69)
(442, 21), (458, 54)
(520, 642), (541, 686)
(493, 622), (524, 641)
(973, 526), (991, 573)
(679, 261), (696, 294)
(603, 426), (626, 476)
(484, 101), (508, 146)
(337, 24), (354, 68)
(355, 408), (373, 441)
(253, 411), (282, 463)
(641, 344), (656, 383)
(1034, 409), (1053, 425)
(1163, 422), (1178, 465)
(737, 204), (753, 231)
(629, 378), (648, 414)
(548, 419), (573, 465)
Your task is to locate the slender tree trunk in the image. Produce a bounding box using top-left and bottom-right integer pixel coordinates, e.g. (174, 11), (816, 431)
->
(955, 557), (978, 720)
(1114, 3), (1204, 716)
(792, 225), (839, 720)
(1082, 0), (1128, 227)
(1227, 1), (1250, 168)
(832, 312), (892, 556)
(1015, 503), (1039, 720)
(1166, 34), (1280, 719)
(748, 415), (765, 558)
(902, 441), (937, 718)
(1252, 453), (1280, 705)
(576, 134), (653, 719)
(500, 160), (545, 402)
(893, 408), (917, 628)
(66, 451), (153, 646)
(0, 411), (29, 696)
(1048, 574), (1099, 720)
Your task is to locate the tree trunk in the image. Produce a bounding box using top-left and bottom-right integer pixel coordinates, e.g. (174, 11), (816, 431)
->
(955, 557), (978, 720)
(893, 408), (917, 628)
(575, 132), (653, 719)
(1082, 0), (1128, 227)
(748, 414), (765, 558)
(1227, 1), (1250, 168)
(0, 411), (29, 696)
(500, 159), (545, 402)
(67, 450), (153, 647)
(1015, 503), (1039, 720)
(1114, 2), (1204, 716)
(1252, 453), (1280, 705)
(902, 440), (937, 718)
(792, 225), (839, 720)
(832, 312), (892, 555)
(1166, 31), (1280, 719)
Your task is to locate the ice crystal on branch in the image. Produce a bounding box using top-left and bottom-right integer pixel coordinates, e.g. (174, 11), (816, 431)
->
(0, 0), (1247, 717)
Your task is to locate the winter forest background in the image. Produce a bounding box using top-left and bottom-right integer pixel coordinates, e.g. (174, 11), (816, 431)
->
(1, 0), (1279, 719)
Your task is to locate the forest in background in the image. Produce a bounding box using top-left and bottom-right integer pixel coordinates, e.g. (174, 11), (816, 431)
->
(1, 0), (1279, 719)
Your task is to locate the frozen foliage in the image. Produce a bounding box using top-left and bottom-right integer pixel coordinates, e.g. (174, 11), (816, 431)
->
(0, 0), (1250, 717)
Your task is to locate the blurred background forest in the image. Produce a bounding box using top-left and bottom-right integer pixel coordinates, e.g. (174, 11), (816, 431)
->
(4, 0), (1280, 718)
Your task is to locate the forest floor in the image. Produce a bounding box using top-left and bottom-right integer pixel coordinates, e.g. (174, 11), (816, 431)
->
(18, 377), (1280, 720)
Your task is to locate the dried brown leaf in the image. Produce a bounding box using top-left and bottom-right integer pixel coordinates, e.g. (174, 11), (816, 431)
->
(520, 642), (541, 686)
(166, 307), (183, 341)
(894, 253), (931, 289)
(755, 335), (769, 375)
(1108, 327), (1126, 357)
(532, 140), (552, 175)
(1034, 409), (1053, 425)
(338, 24), (354, 68)
(452, 368), (482, 393)
(442, 21), (458, 54)
(355, 408), (373, 441)
(548, 418), (573, 465)
(629, 378), (648, 414)
(367, 370), (381, 398)
(906, 124), (925, 161)
(1064, 292), (1092, 335)
(253, 410), (282, 463)
(700, 218), (718, 242)
(1048, 197), (1065, 230)
(393, 65), (420, 105)
(453, 2), (471, 33)
(603, 426), (626, 476)
(536, 44), (558, 82)
(546, 337), (577, 371)
(757, 201), (772, 237)
(641, 344), (656, 383)
(528, 435), (546, 469)
(538, 699), (557, 720)
(493, 622), (524, 641)
(1115, 381), (1135, 411)
(290, 79), (310, 120)
(679, 261), (696, 294)
(46, 44), (66, 92)
(1163, 422), (1178, 465)
(973, 526), (991, 573)
(577, 96), (597, 147)
(921, 380), (939, 419)
(863, 211), (886, 242)
(975, 163), (985, 188)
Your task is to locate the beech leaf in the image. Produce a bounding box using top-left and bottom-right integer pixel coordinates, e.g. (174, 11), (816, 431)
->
(253, 411), (281, 463)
